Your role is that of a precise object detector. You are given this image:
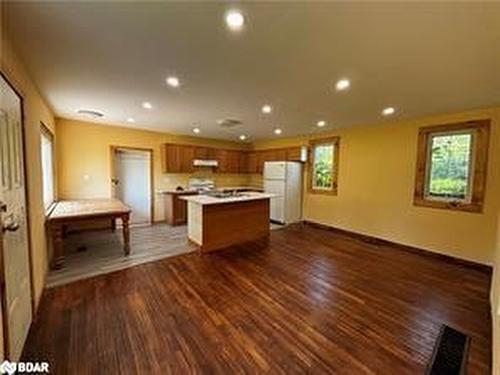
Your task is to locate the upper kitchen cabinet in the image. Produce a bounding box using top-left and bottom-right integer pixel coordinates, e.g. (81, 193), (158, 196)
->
(180, 145), (195, 172)
(163, 144), (182, 173)
(270, 149), (288, 161)
(286, 146), (307, 162)
(162, 143), (305, 174)
(194, 146), (215, 160)
(238, 152), (249, 174)
(215, 149), (242, 174)
(246, 152), (258, 173)
(163, 144), (194, 173)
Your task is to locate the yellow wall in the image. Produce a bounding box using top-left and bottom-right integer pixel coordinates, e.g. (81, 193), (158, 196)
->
(56, 118), (253, 221)
(0, 25), (55, 308)
(253, 108), (500, 265)
(493, 215), (500, 375)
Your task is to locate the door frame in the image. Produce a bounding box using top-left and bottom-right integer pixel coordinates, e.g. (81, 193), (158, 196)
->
(0, 70), (36, 359)
(109, 146), (154, 224)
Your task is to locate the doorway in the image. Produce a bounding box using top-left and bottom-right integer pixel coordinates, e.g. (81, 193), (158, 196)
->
(0, 72), (33, 360)
(111, 147), (153, 225)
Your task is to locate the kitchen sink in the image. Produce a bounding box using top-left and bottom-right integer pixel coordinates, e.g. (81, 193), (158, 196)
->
(206, 191), (250, 199)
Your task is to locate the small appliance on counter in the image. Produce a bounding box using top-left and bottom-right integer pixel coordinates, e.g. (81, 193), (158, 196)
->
(188, 178), (215, 193)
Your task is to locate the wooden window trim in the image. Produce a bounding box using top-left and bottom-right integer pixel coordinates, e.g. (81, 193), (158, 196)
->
(40, 122), (56, 215)
(308, 137), (340, 195)
(413, 119), (490, 213)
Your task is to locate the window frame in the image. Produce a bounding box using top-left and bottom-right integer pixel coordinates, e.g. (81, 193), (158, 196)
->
(414, 119), (490, 213)
(308, 137), (340, 195)
(40, 122), (56, 214)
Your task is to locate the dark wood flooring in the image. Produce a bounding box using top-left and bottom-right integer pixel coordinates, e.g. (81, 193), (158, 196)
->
(22, 224), (492, 374)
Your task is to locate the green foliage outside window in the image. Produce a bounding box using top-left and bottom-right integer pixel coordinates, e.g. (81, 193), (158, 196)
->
(428, 133), (472, 199)
(313, 144), (334, 189)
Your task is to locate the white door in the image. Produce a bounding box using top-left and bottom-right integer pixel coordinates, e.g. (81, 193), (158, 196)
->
(0, 74), (33, 360)
(114, 149), (151, 224)
(264, 179), (286, 223)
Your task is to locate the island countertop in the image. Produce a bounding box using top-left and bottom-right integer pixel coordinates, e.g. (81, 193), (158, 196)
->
(180, 192), (275, 205)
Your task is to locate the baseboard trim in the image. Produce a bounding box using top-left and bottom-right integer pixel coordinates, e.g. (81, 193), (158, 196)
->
(303, 220), (492, 274)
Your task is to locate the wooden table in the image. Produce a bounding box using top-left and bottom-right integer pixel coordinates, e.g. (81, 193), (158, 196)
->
(47, 199), (131, 269)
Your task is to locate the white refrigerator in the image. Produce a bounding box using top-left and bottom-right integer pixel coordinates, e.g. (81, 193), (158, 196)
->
(264, 161), (303, 225)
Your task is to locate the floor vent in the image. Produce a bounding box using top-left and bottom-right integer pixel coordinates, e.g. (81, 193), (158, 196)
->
(425, 324), (470, 375)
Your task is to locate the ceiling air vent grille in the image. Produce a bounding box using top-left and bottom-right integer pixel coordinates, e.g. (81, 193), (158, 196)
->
(217, 118), (242, 128)
(77, 109), (104, 118)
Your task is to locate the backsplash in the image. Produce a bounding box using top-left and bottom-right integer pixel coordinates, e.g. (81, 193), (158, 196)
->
(160, 171), (262, 191)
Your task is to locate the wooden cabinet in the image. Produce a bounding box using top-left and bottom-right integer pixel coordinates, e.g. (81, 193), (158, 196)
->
(180, 145), (194, 173)
(214, 149), (246, 174)
(238, 152), (248, 174)
(272, 149), (287, 161)
(214, 149), (228, 173)
(286, 147), (303, 161)
(246, 152), (258, 173)
(163, 143), (306, 174)
(194, 147), (215, 160)
(163, 144), (195, 173)
(164, 191), (197, 226)
(164, 144), (182, 173)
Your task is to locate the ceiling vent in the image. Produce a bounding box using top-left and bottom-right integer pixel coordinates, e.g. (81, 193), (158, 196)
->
(217, 118), (242, 128)
(77, 109), (104, 118)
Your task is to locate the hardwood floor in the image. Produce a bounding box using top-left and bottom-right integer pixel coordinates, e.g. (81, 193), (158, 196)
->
(22, 224), (491, 374)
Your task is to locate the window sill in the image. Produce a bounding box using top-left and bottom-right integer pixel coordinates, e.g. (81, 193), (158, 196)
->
(413, 197), (482, 213)
(308, 188), (338, 196)
(45, 201), (58, 218)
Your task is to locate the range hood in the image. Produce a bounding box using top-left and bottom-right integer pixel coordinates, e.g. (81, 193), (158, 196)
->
(193, 159), (218, 167)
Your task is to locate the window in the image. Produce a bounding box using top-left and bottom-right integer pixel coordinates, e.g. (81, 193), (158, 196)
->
(40, 124), (55, 211)
(414, 120), (490, 212)
(308, 137), (339, 194)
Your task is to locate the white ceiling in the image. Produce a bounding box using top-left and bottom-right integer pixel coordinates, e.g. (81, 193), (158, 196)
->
(4, 2), (500, 141)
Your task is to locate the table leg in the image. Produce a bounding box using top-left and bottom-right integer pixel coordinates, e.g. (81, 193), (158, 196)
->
(122, 214), (130, 255)
(51, 224), (65, 269)
(111, 218), (116, 232)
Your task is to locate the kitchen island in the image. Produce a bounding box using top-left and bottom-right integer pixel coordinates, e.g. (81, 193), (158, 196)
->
(181, 192), (274, 253)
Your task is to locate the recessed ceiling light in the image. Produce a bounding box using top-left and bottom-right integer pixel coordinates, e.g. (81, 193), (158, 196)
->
(274, 128), (282, 135)
(382, 107), (396, 116)
(335, 79), (350, 91)
(142, 102), (153, 109)
(76, 109), (104, 118)
(239, 134), (247, 141)
(225, 10), (245, 30)
(166, 76), (180, 88)
(126, 118), (135, 123)
(262, 105), (272, 114)
(193, 127), (201, 134)
(317, 120), (326, 127)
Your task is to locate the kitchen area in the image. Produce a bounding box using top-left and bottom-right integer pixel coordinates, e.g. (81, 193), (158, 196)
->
(46, 141), (308, 287)
(158, 142), (307, 253)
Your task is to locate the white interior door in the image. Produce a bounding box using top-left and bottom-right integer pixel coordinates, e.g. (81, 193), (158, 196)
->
(0, 74), (32, 360)
(114, 149), (151, 225)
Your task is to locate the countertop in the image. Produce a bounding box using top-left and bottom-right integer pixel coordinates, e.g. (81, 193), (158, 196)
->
(157, 186), (263, 195)
(180, 192), (275, 205)
(219, 186), (264, 192)
(156, 189), (198, 195)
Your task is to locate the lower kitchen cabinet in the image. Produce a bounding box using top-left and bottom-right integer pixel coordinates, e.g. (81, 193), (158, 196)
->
(163, 191), (198, 226)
